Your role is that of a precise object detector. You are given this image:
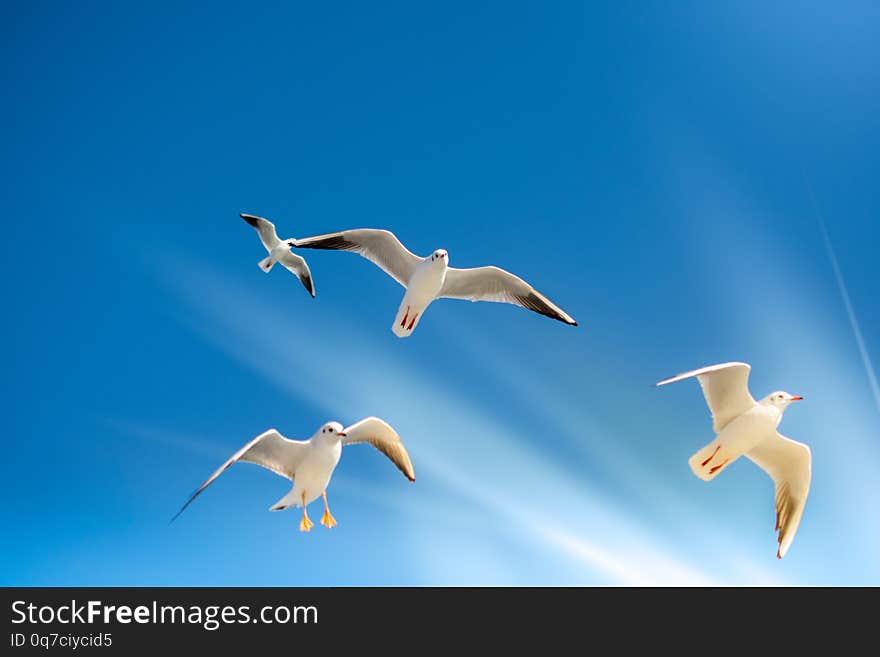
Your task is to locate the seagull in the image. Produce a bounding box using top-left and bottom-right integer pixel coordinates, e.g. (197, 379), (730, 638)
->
(172, 417), (415, 531)
(656, 361), (812, 558)
(292, 228), (577, 336)
(241, 213), (315, 297)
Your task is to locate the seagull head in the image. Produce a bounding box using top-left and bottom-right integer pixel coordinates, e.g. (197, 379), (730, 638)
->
(317, 421), (346, 440)
(430, 249), (448, 264)
(762, 391), (804, 410)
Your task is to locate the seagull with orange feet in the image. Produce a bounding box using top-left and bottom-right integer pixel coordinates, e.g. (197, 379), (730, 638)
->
(172, 417), (415, 532)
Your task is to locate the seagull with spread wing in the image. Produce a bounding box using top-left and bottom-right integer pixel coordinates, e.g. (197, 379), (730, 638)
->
(241, 213), (316, 297)
(172, 417), (415, 531)
(656, 361), (812, 558)
(292, 228), (577, 336)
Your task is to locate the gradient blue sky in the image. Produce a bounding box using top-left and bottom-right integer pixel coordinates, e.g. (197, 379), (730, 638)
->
(2, 1), (878, 585)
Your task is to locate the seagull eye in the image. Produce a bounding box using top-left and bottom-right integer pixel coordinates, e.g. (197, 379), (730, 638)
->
(329, 427), (334, 432)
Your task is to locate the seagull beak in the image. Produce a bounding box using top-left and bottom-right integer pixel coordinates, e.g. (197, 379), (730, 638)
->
(336, 431), (346, 437)
(790, 396), (803, 401)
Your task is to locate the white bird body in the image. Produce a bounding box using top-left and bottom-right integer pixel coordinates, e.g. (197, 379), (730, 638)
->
(272, 433), (342, 510)
(268, 241), (295, 262)
(657, 361), (812, 558)
(393, 254), (448, 336)
(690, 401), (781, 481)
(173, 417), (415, 532)
(293, 228), (577, 337)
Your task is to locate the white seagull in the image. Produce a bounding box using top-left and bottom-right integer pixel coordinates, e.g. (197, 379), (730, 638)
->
(656, 362), (812, 558)
(172, 417), (415, 531)
(241, 213), (315, 297)
(293, 228), (577, 336)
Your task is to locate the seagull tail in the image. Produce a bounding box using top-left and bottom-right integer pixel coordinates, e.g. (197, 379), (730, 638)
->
(258, 256), (275, 273)
(269, 491), (296, 511)
(688, 440), (736, 482)
(392, 300), (423, 337)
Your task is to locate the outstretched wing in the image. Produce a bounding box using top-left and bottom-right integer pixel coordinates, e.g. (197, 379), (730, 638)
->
(294, 229), (421, 287)
(277, 250), (316, 298)
(746, 432), (812, 558)
(342, 417), (415, 482)
(172, 429), (308, 522)
(241, 213), (282, 251)
(440, 266), (577, 326)
(656, 362), (756, 433)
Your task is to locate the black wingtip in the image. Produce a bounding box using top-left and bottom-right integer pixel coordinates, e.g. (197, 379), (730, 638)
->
(170, 490), (200, 524)
(300, 273), (316, 298)
(240, 213), (260, 228)
(293, 234), (357, 251)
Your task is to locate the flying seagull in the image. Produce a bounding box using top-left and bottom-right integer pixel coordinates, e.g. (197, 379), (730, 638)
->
(172, 417), (415, 531)
(656, 361), (812, 558)
(241, 213), (315, 297)
(292, 228), (577, 336)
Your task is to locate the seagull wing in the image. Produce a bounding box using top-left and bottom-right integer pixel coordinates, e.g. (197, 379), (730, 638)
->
(293, 229), (421, 287)
(656, 361), (756, 432)
(241, 213), (282, 251)
(342, 417), (415, 482)
(746, 432), (812, 558)
(277, 250), (316, 298)
(172, 429), (308, 522)
(439, 266), (577, 326)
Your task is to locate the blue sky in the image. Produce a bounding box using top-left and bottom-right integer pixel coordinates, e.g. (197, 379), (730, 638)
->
(2, 1), (878, 585)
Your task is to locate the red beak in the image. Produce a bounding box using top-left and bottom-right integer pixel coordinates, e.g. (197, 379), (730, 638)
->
(337, 431), (346, 437)
(790, 396), (803, 401)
